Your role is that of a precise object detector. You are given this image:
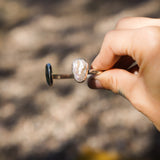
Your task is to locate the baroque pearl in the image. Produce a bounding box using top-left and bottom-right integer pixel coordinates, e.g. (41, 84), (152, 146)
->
(72, 58), (89, 83)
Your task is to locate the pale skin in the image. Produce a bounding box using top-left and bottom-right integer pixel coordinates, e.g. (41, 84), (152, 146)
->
(88, 17), (160, 130)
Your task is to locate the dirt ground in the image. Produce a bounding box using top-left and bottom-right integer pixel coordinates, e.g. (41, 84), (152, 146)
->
(0, 0), (160, 160)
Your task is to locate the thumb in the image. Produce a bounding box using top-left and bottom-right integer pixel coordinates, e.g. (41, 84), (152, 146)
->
(88, 69), (137, 99)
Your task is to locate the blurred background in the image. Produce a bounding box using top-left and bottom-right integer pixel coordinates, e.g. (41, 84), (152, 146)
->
(0, 0), (160, 160)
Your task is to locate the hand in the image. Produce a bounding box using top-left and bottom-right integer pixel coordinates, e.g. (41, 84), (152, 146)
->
(88, 17), (160, 130)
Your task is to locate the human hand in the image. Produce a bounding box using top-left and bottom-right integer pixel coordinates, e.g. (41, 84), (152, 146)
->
(88, 17), (160, 130)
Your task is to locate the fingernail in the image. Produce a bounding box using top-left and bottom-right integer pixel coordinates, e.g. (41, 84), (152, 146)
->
(88, 76), (102, 89)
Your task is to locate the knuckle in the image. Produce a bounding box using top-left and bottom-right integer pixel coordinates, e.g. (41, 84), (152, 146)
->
(104, 30), (115, 43)
(104, 30), (112, 39)
(133, 26), (160, 64)
(149, 27), (160, 49)
(142, 27), (160, 53)
(116, 17), (132, 29)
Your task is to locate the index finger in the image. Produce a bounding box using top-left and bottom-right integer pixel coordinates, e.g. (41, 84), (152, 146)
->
(91, 28), (148, 70)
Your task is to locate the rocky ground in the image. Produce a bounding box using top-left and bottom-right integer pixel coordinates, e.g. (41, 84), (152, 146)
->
(0, 0), (160, 160)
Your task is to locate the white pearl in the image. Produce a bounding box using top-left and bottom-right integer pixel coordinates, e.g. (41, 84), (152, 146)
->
(72, 58), (88, 83)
